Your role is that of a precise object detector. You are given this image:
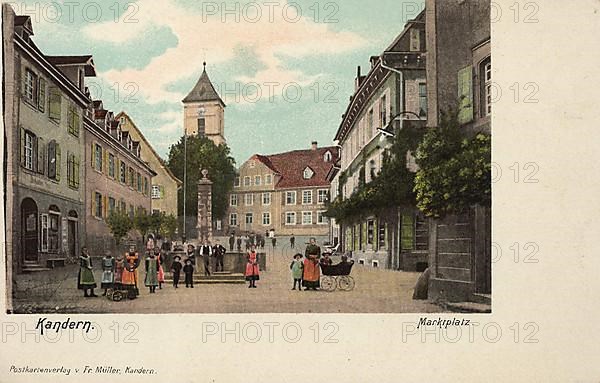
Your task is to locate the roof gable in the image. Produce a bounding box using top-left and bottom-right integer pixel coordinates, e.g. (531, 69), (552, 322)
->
(182, 64), (225, 106)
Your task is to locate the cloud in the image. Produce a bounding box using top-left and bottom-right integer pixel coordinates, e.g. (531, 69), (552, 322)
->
(83, 0), (368, 105)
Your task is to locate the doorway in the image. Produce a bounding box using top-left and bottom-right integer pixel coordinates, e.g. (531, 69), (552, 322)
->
(21, 198), (38, 262)
(68, 211), (79, 259)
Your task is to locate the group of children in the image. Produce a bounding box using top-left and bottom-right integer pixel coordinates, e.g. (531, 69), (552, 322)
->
(289, 252), (352, 291)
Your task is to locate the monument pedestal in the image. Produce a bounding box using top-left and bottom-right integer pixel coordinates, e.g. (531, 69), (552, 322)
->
(196, 169), (213, 242)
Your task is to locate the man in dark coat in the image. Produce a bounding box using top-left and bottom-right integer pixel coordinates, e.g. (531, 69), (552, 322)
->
(200, 239), (212, 276)
(213, 240), (226, 272)
(229, 233), (235, 252)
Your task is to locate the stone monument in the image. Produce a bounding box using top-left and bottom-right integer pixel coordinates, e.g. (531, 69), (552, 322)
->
(196, 169), (213, 241)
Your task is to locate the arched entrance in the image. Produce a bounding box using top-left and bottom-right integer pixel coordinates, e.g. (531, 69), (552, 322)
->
(21, 198), (38, 262)
(68, 210), (79, 259)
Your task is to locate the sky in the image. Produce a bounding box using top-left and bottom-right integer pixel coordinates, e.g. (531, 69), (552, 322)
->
(12, 0), (425, 164)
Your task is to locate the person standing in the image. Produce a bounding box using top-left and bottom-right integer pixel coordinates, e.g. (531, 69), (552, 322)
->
(155, 247), (165, 290)
(186, 244), (196, 267)
(290, 254), (304, 291)
(290, 235), (295, 249)
(114, 255), (125, 291)
(121, 245), (140, 298)
(303, 238), (321, 290)
(229, 233), (235, 252)
(200, 239), (212, 276)
(78, 247), (97, 297)
(145, 252), (159, 293)
(183, 259), (194, 288)
(100, 251), (115, 296)
(171, 255), (183, 288)
(245, 245), (260, 288)
(146, 235), (155, 252)
(271, 236), (277, 249)
(213, 240), (226, 272)
(236, 237), (242, 252)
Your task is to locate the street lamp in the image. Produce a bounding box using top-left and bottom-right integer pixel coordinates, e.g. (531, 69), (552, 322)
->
(377, 110), (423, 138)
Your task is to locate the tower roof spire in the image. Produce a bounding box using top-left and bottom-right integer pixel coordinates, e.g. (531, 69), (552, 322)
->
(182, 63), (225, 106)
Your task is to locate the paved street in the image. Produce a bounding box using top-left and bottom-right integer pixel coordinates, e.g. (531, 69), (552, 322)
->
(12, 244), (443, 314)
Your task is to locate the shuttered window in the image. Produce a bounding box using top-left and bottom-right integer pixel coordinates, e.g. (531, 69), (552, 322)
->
(38, 78), (46, 112)
(457, 66), (473, 124)
(48, 87), (61, 122)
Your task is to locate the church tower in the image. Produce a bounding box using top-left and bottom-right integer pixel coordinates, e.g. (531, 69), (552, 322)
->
(183, 62), (226, 145)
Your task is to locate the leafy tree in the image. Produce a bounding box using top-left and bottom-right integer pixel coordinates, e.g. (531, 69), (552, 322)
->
(133, 210), (152, 243)
(414, 110), (491, 217)
(160, 214), (178, 239)
(106, 211), (133, 246)
(150, 211), (164, 237)
(166, 135), (237, 220)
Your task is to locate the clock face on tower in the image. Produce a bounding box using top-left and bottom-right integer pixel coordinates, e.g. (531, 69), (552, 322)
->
(198, 108), (205, 117)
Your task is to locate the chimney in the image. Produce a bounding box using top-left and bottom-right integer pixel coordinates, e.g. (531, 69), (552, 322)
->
(355, 66), (362, 91)
(311, 141), (318, 151)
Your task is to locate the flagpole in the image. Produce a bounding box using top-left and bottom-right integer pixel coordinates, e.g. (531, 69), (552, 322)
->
(183, 131), (187, 244)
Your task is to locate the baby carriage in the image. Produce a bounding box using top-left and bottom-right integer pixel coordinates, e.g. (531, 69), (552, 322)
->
(320, 261), (355, 292)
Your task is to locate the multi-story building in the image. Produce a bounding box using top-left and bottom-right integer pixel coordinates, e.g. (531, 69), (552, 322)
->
(4, 7), (94, 274)
(226, 142), (338, 237)
(84, 102), (156, 255)
(183, 62), (226, 145)
(332, 11), (428, 271)
(424, 0), (491, 302)
(116, 112), (181, 217)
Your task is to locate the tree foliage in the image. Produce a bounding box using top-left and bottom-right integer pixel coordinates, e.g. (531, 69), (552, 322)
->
(414, 110), (491, 217)
(160, 214), (178, 239)
(133, 210), (152, 242)
(166, 135), (237, 220)
(106, 211), (133, 246)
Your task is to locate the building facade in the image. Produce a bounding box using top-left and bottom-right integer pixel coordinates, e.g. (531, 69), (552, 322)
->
(425, 0), (491, 302)
(183, 63), (226, 145)
(84, 103), (156, 256)
(116, 112), (182, 217)
(226, 143), (337, 237)
(331, 11), (429, 271)
(4, 8), (93, 274)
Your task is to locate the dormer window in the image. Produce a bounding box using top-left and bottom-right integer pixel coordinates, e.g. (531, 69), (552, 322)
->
(120, 116), (125, 125)
(303, 167), (315, 180)
(324, 151), (332, 162)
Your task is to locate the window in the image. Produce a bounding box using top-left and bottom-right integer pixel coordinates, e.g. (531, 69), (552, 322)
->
(262, 212), (271, 226)
(369, 160), (377, 181)
(457, 66), (473, 124)
(40, 214), (49, 252)
(245, 213), (253, 224)
(108, 154), (115, 178)
(372, 260), (379, 268)
(483, 59), (492, 116)
(143, 177), (149, 196)
(367, 219), (374, 245)
(152, 185), (162, 199)
(302, 211), (313, 225)
(120, 161), (126, 183)
(262, 192), (271, 206)
(67, 104), (80, 137)
(419, 83), (427, 117)
(254, 175), (261, 186)
(119, 200), (126, 213)
(23, 130), (36, 171)
(66, 152), (80, 189)
(47, 140), (61, 181)
(137, 172), (142, 192)
(94, 144), (103, 172)
(48, 210), (60, 253)
(24, 69), (37, 104)
(324, 151), (332, 162)
(94, 192), (103, 218)
(317, 211), (328, 225)
(302, 190), (313, 205)
(286, 191), (296, 205)
(197, 117), (206, 137)
(381, 95), (387, 127)
(229, 213), (238, 226)
(378, 221), (386, 248)
(245, 194), (254, 206)
(303, 167), (314, 180)
(234, 176), (241, 187)
(244, 176), (251, 187)
(108, 197), (116, 214)
(317, 189), (328, 204)
(230, 194), (238, 206)
(265, 174), (272, 185)
(285, 212), (296, 225)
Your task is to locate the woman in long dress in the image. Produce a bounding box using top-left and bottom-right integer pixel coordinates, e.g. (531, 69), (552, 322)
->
(121, 245), (140, 298)
(100, 252), (115, 296)
(144, 252), (159, 293)
(77, 247), (97, 297)
(155, 247), (165, 289)
(244, 245), (260, 288)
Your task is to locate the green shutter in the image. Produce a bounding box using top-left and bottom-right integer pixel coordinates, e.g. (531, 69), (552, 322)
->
(73, 110), (80, 136)
(75, 155), (81, 188)
(457, 66), (473, 124)
(20, 128), (25, 166)
(32, 136), (38, 172)
(55, 144), (61, 182)
(49, 87), (61, 121)
(37, 137), (45, 175)
(90, 143), (95, 167)
(38, 78), (46, 112)
(160, 185), (165, 198)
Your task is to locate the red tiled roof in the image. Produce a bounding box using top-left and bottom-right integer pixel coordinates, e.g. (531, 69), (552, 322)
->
(254, 147), (339, 189)
(94, 109), (108, 120)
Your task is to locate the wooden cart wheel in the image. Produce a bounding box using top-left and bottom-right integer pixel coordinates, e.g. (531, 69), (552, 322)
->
(321, 276), (336, 292)
(112, 291), (124, 302)
(338, 276), (355, 291)
(106, 288), (114, 300)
